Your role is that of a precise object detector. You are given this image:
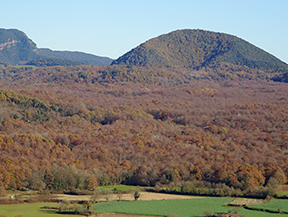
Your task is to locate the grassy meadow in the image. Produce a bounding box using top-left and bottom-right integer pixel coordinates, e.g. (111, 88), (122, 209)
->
(277, 186), (288, 198)
(248, 199), (288, 213)
(93, 198), (233, 217)
(0, 202), (82, 217)
(92, 198), (288, 217)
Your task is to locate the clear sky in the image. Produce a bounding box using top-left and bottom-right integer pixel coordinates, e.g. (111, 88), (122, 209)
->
(1, 0), (288, 63)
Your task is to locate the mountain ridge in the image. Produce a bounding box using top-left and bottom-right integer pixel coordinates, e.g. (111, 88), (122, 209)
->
(0, 28), (113, 66)
(112, 29), (288, 71)
(1, 28), (288, 74)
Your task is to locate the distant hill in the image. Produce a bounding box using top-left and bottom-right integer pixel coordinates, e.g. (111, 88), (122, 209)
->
(112, 29), (288, 71)
(0, 28), (113, 66)
(36, 48), (113, 66)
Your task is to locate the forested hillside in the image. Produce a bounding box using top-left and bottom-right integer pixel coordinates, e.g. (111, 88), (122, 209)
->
(0, 64), (287, 197)
(26, 58), (85, 67)
(112, 29), (288, 71)
(37, 48), (113, 66)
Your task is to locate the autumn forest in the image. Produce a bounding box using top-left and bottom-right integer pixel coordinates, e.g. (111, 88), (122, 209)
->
(0, 63), (287, 198)
(0, 29), (288, 199)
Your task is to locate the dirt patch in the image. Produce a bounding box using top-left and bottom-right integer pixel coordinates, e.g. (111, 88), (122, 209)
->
(54, 192), (203, 202)
(228, 198), (265, 206)
(137, 192), (204, 200)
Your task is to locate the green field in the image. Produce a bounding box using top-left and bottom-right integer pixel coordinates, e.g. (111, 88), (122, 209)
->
(248, 199), (288, 213)
(0, 202), (82, 217)
(93, 198), (288, 217)
(93, 198), (232, 217)
(277, 191), (288, 197)
(1, 197), (288, 217)
(240, 209), (288, 217)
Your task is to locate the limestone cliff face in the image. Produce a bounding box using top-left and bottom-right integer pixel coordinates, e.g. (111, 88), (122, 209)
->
(0, 29), (38, 64)
(0, 39), (20, 50)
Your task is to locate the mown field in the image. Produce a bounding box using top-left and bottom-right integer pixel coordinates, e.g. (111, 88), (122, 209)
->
(277, 185), (288, 197)
(0, 202), (82, 217)
(277, 191), (288, 197)
(93, 198), (232, 217)
(92, 198), (288, 217)
(248, 199), (288, 213)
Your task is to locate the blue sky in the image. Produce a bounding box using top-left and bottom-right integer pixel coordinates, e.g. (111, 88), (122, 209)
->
(1, 0), (288, 63)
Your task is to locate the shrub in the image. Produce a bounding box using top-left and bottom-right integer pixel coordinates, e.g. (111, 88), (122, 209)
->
(58, 200), (72, 212)
(166, 213), (179, 217)
(202, 210), (212, 217)
(84, 201), (92, 210)
(134, 188), (140, 201)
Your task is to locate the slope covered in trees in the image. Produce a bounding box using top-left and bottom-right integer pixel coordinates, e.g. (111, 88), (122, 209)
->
(26, 57), (85, 67)
(0, 65), (287, 197)
(0, 28), (38, 64)
(0, 28), (113, 66)
(112, 29), (288, 71)
(37, 48), (113, 66)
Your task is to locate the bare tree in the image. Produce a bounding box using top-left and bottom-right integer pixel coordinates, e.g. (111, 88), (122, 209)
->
(104, 189), (112, 202)
(90, 189), (102, 203)
(116, 190), (123, 202)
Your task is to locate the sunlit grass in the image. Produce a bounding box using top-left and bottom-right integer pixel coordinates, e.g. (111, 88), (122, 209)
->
(93, 198), (233, 217)
(92, 197), (288, 217)
(0, 202), (82, 217)
(248, 199), (288, 213)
